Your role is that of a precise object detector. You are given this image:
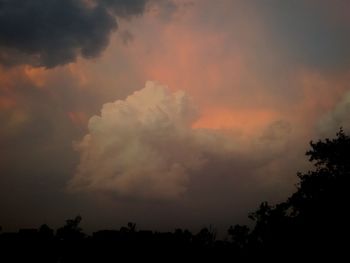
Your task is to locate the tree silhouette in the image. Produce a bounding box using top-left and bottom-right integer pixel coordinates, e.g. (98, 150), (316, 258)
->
(56, 215), (85, 241)
(39, 224), (54, 240)
(119, 222), (136, 233)
(194, 226), (217, 247)
(240, 128), (350, 258)
(228, 224), (249, 248)
(289, 128), (350, 216)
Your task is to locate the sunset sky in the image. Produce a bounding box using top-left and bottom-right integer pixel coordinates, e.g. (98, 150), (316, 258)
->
(1, 0), (350, 234)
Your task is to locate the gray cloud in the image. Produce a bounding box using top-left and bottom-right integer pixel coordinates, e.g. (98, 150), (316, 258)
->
(0, 0), (150, 68)
(318, 91), (350, 136)
(256, 0), (350, 70)
(0, 86), (77, 230)
(119, 30), (134, 45)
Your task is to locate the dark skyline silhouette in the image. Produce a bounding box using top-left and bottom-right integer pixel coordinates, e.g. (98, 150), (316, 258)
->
(1, 128), (349, 261)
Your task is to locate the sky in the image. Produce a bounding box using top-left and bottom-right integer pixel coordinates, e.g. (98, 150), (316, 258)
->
(1, 0), (350, 235)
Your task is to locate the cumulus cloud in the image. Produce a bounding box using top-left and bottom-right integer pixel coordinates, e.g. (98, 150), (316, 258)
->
(69, 81), (292, 200)
(69, 81), (206, 199)
(0, 0), (150, 68)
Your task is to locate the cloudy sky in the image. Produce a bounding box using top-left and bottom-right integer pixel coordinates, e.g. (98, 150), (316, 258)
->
(1, 0), (349, 234)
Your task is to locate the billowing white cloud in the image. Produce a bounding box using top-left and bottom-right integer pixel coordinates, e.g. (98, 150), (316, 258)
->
(69, 81), (292, 200)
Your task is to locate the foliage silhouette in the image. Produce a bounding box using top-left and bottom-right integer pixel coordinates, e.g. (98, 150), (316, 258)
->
(56, 215), (85, 241)
(237, 128), (350, 259)
(228, 224), (249, 248)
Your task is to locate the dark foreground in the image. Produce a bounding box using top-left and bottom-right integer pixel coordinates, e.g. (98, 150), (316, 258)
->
(1, 129), (350, 262)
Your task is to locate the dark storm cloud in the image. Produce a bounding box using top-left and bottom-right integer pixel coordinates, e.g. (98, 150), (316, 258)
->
(100, 0), (148, 17)
(0, 0), (149, 68)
